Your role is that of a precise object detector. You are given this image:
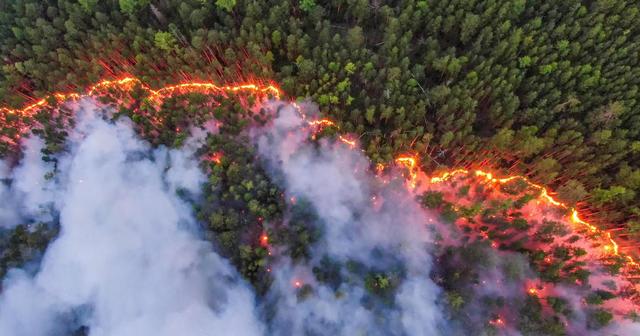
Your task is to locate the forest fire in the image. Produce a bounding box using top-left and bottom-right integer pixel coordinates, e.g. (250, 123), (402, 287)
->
(338, 135), (356, 147)
(395, 155), (419, 188)
(4, 1), (640, 333)
(259, 233), (269, 247)
(307, 119), (335, 127)
(0, 76), (281, 119)
(2, 75), (640, 297)
(210, 152), (223, 164)
(489, 316), (505, 327)
(421, 167), (640, 274)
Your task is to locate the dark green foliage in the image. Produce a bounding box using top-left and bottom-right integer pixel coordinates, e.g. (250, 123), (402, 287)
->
(272, 198), (320, 261)
(2, 0), (640, 234)
(458, 203), (482, 219)
(0, 223), (59, 279)
(514, 194), (535, 209)
(196, 134), (284, 284)
(440, 203), (459, 223)
(457, 185), (470, 197)
(1, 1), (640, 334)
(239, 244), (268, 283)
(445, 291), (465, 312)
(534, 220), (570, 243)
(154, 31), (177, 51)
(420, 191), (444, 209)
(547, 296), (572, 317)
(511, 218), (530, 231)
(518, 296), (567, 336)
(604, 255), (626, 275)
(540, 260), (563, 283)
(215, 0), (236, 12)
(585, 289), (616, 305)
(312, 256), (342, 290)
(500, 179), (529, 195)
(364, 272), (397, 300)
(552, 245), (571, 261)
(586, 308), (613, 330)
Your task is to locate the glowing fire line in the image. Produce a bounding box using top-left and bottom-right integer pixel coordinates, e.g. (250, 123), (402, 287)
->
(425, 168), (638, 272)
(395, 155), (418, 188)
(0, 76), (282, 118)
(2, 76), (637, 275)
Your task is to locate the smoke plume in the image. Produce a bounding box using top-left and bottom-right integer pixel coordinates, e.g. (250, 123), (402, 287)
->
(253, 102), (446, 335)
(0, 101), (264, 336)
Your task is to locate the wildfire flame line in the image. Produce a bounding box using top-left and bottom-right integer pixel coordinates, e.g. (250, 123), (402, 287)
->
(2, 75), (637, 275)
(395, 155), (418, 188)
(425, 168), (638, 272)
(290, 103), (355, 147)
(0, 76), (282, 118)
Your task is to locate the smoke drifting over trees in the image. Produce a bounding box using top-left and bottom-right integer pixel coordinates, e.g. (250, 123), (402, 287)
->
(2, 98), (638, 335)
(253, 103), (444, 334)
(0, 102), (264, 336)
(2, 0), (640, 334)
(0, 100), (442, 335)
(0, 100), (452, 335)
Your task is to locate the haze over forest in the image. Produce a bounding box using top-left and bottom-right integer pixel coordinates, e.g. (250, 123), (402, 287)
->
(1, 1), (640, 335)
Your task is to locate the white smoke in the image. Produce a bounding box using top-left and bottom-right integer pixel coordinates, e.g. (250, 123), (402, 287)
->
(0, 136), (57, 228)
(0, 102), (264, 336)
(608, 321), (640, 336)
(254, 103), (445, 335)
(0, 161), (20, 227)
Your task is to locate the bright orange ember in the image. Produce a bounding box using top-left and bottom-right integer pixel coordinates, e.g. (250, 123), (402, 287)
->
(425, 168), (639, 273)
(489, 316), (505, 327)
(338, 135), (356, 147)
(210, 152), (223, 164)
(307, 119), (335, 127)
(395, 155), (419, 188)
(2, 75), (638, 278)
(0, 76), (281, 119)
(260, 233), (269, 247)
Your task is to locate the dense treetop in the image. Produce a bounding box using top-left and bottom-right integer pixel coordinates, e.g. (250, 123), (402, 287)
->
(2, 1), (640, 333)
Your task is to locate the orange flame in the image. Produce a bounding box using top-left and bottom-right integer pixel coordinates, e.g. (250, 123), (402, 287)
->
(307, 119), (335, 127)
(0, 76), (281, 119)
(395, 155), (418, 188)
(425, 167), (639, 272)
(3, 75), (638, 277)
(210, 152), (223, 164)
(339, 135), (356, 147)
(489, 316), (505, 327)
(260, 233), (269, 247)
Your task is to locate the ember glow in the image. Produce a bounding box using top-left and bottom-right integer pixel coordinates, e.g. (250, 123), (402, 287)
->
(210, 151), (224, 164)
(489, 316), (505, 327)
(395, 155), (419, 188)
(2, 76), (638, 276)
(0, 76), (281, 118)
(307, 119), (335, 127)
(422, 167), (640, 273)
(3, 76), (640, 333)
(338, 135), (357, 148)
(0, 76), (282, 145)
